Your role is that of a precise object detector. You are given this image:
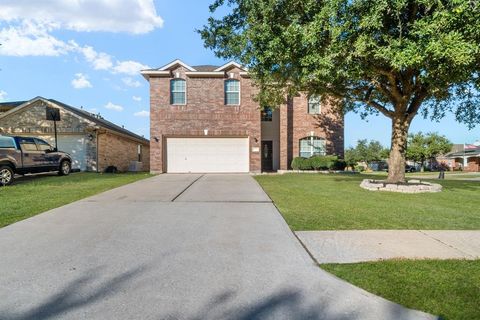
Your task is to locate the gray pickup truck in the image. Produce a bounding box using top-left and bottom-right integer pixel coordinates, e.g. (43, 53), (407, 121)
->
(0, 135), (72, 185)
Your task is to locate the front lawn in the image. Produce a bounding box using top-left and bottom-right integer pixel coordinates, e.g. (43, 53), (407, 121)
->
(322, 260), (480, 320)
(0, 172), (152, 228)
(255, 173), (480, 230)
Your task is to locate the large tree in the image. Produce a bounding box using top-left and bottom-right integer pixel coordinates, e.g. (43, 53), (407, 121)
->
(200, 0), (480, 182)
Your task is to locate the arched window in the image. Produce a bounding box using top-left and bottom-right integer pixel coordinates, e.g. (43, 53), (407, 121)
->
(225, 79), (240, 105)
(308, 95), (321, 114)
(299, 136), (326, 157)
(170, 79), (186, 105)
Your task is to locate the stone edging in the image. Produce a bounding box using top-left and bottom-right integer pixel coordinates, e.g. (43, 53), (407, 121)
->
(360, 179), (442, 193)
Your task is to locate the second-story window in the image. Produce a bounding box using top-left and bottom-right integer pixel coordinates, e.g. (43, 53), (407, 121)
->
(170, 79), (186, 105)
(308, 95), (321, 114)
(225, 79), (240, 105)
(261, 107), (273, 121)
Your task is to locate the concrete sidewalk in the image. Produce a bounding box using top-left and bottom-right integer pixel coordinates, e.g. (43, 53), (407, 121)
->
(297, 230), (480, 264)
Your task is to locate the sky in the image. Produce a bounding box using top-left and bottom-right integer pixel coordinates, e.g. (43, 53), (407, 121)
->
(0, 0), (479, 147)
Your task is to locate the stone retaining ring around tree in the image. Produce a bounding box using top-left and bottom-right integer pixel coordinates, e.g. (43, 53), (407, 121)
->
(360, 179), (442, 193)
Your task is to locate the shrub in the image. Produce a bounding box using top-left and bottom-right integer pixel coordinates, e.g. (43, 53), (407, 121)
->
(292, 155), (346, 171)
(331, 159), (347, 171)
(356, 165), (366, 172)
(291, 157), (312, 170)
(309, 156), (328, 170)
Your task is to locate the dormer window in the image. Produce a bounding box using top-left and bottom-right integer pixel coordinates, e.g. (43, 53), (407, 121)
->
(308, 95), (321, 114)
(170, 79), (186, 105)
(225, 79), (240, 105)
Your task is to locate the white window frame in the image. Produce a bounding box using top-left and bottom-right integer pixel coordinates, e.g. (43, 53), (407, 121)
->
(170, 78), (187, 105)
(225, 79), (240, 105)
(308, 95), (321, 114)
(299, 136), (326, 157)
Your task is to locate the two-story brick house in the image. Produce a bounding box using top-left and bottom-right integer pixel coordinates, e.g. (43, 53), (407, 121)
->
(142, 59), (344, 173)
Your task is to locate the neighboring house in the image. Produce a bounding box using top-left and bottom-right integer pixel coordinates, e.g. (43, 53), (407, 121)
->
(141, 59), (344, 173)
(437, 143), (480, 172)
(0, 97), (149, 172)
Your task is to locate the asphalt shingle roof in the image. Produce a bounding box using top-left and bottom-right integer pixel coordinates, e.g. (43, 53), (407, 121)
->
(0, 98), (148, 143)
(48, 99), (149, 143)
(191, 65), (219, 72)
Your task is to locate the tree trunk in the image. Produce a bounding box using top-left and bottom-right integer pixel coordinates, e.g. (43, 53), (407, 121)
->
(387, 116), (410, 183)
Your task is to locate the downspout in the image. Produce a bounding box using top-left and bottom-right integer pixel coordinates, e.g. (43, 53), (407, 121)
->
(96, 130), (100, 173)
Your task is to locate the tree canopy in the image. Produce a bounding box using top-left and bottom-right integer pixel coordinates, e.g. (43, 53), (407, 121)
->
(344, 139), (390, 169)
(200, 0), (480, 182)
(406, 132), (452, 170)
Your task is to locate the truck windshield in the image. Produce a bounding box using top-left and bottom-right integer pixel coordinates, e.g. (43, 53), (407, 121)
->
(0, 136), (16, 149)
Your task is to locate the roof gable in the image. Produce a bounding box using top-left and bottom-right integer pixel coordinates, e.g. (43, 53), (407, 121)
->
(158, 59), (196, 71)
(0, 97), (148, 143)
(214, 61), (246, 72)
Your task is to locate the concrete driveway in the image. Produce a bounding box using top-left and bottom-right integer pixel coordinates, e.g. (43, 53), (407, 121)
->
(0, 174), (436, 320)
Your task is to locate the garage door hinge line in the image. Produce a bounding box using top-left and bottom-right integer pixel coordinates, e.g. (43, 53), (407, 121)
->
(171, 174), (205, 202)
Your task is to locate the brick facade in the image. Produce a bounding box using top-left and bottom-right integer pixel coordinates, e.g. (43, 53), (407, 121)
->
(0, 98), (150, 172)
(280, 94), (344, 170)
(97, 131), (150, 172)
(149, 65), (261, 173)
(146, 61), (344, 172)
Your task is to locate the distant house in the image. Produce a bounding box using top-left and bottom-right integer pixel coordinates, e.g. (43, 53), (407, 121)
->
(0, 97), (149, 172)
(437, 143), (480, 172)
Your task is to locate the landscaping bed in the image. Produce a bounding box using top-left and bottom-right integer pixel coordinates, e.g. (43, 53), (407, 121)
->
(0, 172), (152, 228)
(322, 259), (480, 320)
(254, 173), (480, 230)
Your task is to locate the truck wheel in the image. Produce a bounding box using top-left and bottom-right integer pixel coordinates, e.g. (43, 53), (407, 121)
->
(0, 165), (14, 186)
(58, 160), (71, 176)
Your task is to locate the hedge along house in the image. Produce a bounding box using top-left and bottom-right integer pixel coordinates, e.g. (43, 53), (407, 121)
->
(0, 97), (150, 172)
(142, 59), (344, 173)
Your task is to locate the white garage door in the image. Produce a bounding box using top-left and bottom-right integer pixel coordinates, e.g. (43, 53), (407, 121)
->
(167, 138), (249, 173)
(44, 135), (87, 171)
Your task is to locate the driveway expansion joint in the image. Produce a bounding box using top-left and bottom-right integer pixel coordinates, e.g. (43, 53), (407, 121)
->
(170, 174), (204, 202)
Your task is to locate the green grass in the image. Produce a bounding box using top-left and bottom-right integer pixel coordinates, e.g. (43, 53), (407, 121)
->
(255, 173), (480, 230)
(0, 172), (152, 228)
(322, 260), (480, 320)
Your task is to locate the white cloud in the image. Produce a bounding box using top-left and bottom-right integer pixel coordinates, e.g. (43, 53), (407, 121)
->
(122, 77), (141, 88)
(0, 2), (153, 76)
(104, 102), (123, 112)
(0, 90), (7, 101)
(134, 110), (149, 117)
(0, 21), (70, 56)
(132, 96), (142, 102)
(114, 60), (150, 75)
(79, 46), (113, 70)
(0, 0), (163, 34)
(71, 73), (92, 89)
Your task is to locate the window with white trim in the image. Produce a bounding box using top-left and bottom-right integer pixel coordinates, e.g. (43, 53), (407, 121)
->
(308, 95), (321, 114)
(299, 136), (326, 157)
(170, 79), (186, 105)
(225, 79), (240, 105)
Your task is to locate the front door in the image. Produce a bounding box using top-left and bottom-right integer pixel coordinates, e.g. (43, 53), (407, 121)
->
(261, 140), (273, 171)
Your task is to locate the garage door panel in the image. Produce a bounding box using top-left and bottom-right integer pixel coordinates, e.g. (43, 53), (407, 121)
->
(44, 135), (86, 171)
(167, 138), (249, 173)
